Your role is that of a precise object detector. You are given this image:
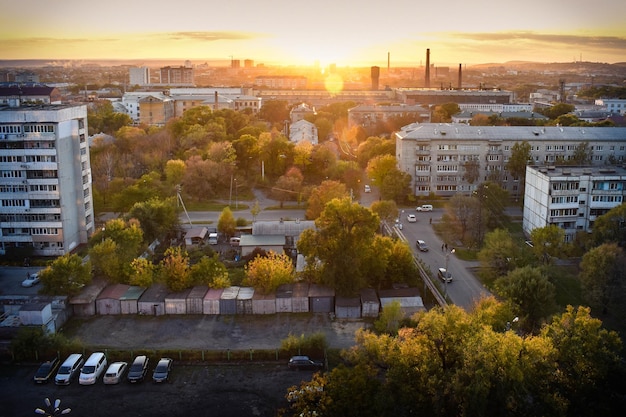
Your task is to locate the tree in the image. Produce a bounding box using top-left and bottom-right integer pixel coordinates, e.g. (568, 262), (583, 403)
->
(445, 194), (478, 243)
(160, 246), (191, 292)
(541, 305), (624, 417)
(356, 136), (395, 169)
(89, 238), (124, 282)
(272, 167), (304, 207)
(590, 203), (626, 248)
(366, 154), (397, 187)
(190, 254), (230, 288)
(305, 180), (348, 220)
(539, 103), (575, 120)
(495, 266), (557, 332)
(129, 257), (157, 287)
(462, 159), (480, 184)
(571, 141), (593, 164)
(89, 218), (144, 283)
(127, 197), (179, 243)
(258, 100), (290, 127)
(530, 225), (565, 265)
(369, 200), (398, 224)
(298, 198), (380, 296)
(164, 159), (186, 189)
(579, 243), (626, 315)
(380, 169), (411, 202)
(39, 254), (92, 296)
(506, 141), (531, 200)
(244, 251), (295, 294)
(217, 207), (237, 238)
(477, 229), (519, 283)
(373, 300), (404, 335)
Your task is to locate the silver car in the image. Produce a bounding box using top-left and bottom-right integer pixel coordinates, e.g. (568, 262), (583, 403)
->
(103, 361), (128, 385)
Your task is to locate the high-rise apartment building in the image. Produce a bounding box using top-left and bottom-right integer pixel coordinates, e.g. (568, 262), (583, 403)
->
(129, 67), (150, 86)
(0, 104), (94, 256)
(159, 66), (194, 85)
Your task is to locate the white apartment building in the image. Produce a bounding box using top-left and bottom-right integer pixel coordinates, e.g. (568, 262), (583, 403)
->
(0, 104), (94, 256)
(395, 123), (626, 197)
(595, 99), (626, 115)
(129, 67), (150, 86)
(523, 165), (626, 242)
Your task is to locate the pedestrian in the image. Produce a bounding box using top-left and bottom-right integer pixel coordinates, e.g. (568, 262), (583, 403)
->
(429, 217), (432, 224)
(445, 243), (448, 251)
(442, 243), (445, 252)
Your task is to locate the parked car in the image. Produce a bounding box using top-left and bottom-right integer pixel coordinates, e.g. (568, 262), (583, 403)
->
(127, 355), (149, 383)
(55, 353), (84, 385)
(438, 267), (453, 283)
(229, 237), (241, 247)
(416, 240), (429, 252)
(103, 361), (128, 385)
(364, 184), (371, 193)
(288, 356), (324, 371)
(407, 214), (417, 223)
(416, 204), (433, 212)
(21, 273), (40, 287)
(79, 352), (107, 385)
(152, 358), (173, 383)
(34, 357), (59, 384)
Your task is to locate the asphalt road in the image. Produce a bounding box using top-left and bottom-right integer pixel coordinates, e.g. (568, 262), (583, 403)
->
(395, 208), (492, 310)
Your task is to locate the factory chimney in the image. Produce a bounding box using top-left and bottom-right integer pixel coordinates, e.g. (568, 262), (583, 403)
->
(425, 49), (431, 88)
(458, 63), (462, 89)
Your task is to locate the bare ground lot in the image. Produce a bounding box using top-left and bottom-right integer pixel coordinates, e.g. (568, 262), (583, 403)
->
(63, 314), (370, 351)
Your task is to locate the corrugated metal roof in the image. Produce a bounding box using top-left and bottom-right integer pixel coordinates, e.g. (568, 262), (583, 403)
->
(240, 234), (285, 246)
(252, 220), (315, 236)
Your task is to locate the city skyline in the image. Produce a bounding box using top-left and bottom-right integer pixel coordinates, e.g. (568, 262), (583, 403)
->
(1, 0), (625, 67)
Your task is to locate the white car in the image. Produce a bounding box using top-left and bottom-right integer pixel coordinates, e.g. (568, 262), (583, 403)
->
(103, 361), (128, 385)
(364, 184), (371, 193)
(407, 214), (417, 223)
(21, 273), (40, 287)
(416, 204), (433, 212)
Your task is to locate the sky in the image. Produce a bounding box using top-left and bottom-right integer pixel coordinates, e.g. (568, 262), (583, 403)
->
(1, 0), (625, 67)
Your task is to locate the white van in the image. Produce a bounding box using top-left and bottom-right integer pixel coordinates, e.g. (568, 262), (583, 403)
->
(79, 352), (107, 385)
(55, 353), (84, 385)
(208, 233), (218, 245)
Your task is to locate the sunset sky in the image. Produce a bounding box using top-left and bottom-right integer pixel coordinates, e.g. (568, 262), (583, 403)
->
(1, 0), (625, 67)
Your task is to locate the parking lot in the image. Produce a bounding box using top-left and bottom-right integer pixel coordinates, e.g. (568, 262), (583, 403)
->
(0, 362), (316, 417)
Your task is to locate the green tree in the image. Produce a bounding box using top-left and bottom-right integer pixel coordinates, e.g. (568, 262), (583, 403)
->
(462, 159), (480, 184)
(258, 100), (290, 127)
(579, 243), (626, 315)
(370, 200), (398, 224)
(160, 246), (191, 292)
(129, 257), (156, 288)
(39, 254), (92, 296)
(590, 203), (626, 248)
(539, 103), (575, 119)
(365, 154), (397, 187)
(271, 167), (304, 207)
(218, 206), (237, 238)
(380, 169), (411, 202)
(477, 228), (519, 283)
(356, 136), (395, 169)
(506, 141), (531, 200)
(541, 305), (624, 417)
(164, 159), (186, 189)
(244, 251), (295, 294)
(89, 218), (143, 283)
(89, 238), (124, 282)
(190, 254), (230, 288)
(298, 198), (380, 296)
(495, 266), (557, 332)
(127, 197), (179, 243)
(530, 225), (565, 265)
(373, 300), (404, 335)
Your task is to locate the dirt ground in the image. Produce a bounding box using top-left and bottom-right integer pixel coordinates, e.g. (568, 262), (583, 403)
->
(65, 313), (370, 351)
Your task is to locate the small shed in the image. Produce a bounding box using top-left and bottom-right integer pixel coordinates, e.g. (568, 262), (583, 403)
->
(239, 235), (286, 257)
(292, 282), (310, 313)
(138, 284), (168, 316)
(184, 226), (208, 246)
(360, 288), (380, 318)
(335, 297), (361, 319)
(236, 287), (255, 315)
(275, 284), (293, 313)
(165, 288), (191, 315)
(186, 286), (208, 314)
(96, 284), (130, 315)
(69, 279), (107, 317)
(378, 287), (425, 317)
(308, 284), (335, 313)
(120, 286), (146, 315)
(219, 286), (240, 315)
(252, 292), (276, 315)
(18, 302), (52, 326)
(203, 288), (223, 315)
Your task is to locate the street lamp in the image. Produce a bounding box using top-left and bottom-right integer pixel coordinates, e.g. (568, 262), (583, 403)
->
(444, 248), (455, 300)
(505, 316), (519, 331)
(35, 398), (71, 416)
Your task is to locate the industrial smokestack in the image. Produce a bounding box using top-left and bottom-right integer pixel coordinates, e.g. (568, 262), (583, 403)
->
(458, 63), (462, 89)
(387, 52), (390, 73)
(425, 49), (431, 88)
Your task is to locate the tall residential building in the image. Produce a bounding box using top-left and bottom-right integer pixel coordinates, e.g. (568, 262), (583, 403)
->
(0, 104), (94, 256)
(159, 66), (194, 85)
(129, 67), (150, 86)
(395, 123), (626, 197)
(524, 165), (626, 242)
